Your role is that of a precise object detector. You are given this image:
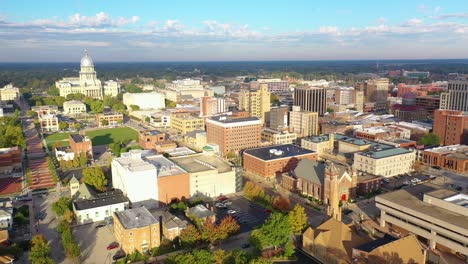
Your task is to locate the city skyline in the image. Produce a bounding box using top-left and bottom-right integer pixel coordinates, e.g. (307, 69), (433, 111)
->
(1, 0), (468, 62)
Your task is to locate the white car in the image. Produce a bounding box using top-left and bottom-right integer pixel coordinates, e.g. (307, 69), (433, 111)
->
(223, 201), (232, 206)
(227, 210), (237, 215)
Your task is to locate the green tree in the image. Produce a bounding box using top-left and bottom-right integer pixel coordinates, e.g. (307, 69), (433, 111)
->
(59, 121), (69, 131)
(82, 166), (107, 191)
(270, 94), (280, 106)
(66, 93), (85, 101)
(418, 133), (441, 146)
(125, 83), (143, 93)
(288, 204), (308, 235)
(29, 235), (54, 264)
(72, 155), (80, 168)
(109, 142), (121, 156)
(326, 108), (334, 113)
(130, 104), (140, 111)
(218, 215), (240, 240)
(103, 95), (115, 107)
(78, 152), (87, 167)
(249, 213), (291, 251)
(48, 85), (60, 96)
(101, 119), (109, 126)
(27, 110), (38, 118)
(165, 99), (177, 107)
(52, 197), (72, 216)
(145, 116), (151, 123)
(112, 102), (126, 113)
(54, 96), (66, 107)
(91, 100), (104, 114)
(74, 123), (82, 130)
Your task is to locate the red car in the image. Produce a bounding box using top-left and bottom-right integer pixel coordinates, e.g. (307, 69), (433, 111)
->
(217, 196), (228, 202)
(107, 242), (119, 250)
(264, 209), (272, 214)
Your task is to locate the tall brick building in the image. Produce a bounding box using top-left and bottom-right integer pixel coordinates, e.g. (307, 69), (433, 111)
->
(69, 134), (93, 159)
(206, 116), (262, 156)
(433, 110), (468, 145)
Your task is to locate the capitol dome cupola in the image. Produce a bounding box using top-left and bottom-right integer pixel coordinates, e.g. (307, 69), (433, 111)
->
(80, 49), (94, 68)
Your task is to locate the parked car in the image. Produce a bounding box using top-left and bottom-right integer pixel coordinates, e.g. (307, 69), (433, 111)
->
(382, 178), (390, 183)
(17, 197), (32, 202)
(95, 223), (106, 229)
(223, 201), (232, 206)
(402, 181), (410, 186)
(36, 212), (46, 221)
(227, 210), (237, 215)
(113, 250), (126, 260)
(217, 196), (228, 202)
(107, 242), (119, 250)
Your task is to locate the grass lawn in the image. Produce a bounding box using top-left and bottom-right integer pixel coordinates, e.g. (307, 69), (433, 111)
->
(45, 133), (70, 148)
(85, 127), (138, 146)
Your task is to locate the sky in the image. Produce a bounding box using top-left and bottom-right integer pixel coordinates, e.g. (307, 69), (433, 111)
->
(1, 0), (468, 62)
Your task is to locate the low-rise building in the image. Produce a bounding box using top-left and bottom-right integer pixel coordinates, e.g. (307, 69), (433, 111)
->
(112, 150), (190, 207)
(261, 128), (297, 145)
(0, 199), (13, 229)
(0, 84), (20, 102)
(95, 113), (123, 127)
(376, 183), (468, 256)
(184, 130), (207, 151)
(170, 113), (205, 134)
(63, 100), (86, 115)
(0, 146), (22, 176)
(114, 207), (160, 253)
(69, 134), (93, 158)
(38, 113), (59, 132)
(55, 146), (75, 161)
(354, 148), (415, 178)
(123, 92), (165, 110)
(243, 144), (317, 179)
(422, 145), (468, 173)
(356, 173), (382, 195)
(69, 176), (129, 225)
(138, 130), (169, 150)
(150, 209), (188, 241)
(170, 153), (236, 198)
(186, 204), (216, 225)
(301, 134), (335, 159)
(31, 105), (59, 115)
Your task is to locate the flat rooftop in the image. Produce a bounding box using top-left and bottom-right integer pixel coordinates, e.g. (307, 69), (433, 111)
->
(74, 190), (128, 211)
(376, 183), (468, 230)
(358, 147), (412, 159)
(116, 150), (186, 176)
(115, 207), (158, 229)
(303, 134), (330, 143)
(170, 153), (232, 173)
(244, 144), (315, 161)
(70, 133), (86, 143)
(209, 116), (260, 124)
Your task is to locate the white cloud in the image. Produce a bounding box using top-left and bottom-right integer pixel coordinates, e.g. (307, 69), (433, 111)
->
(163, 20), (183, 32)
(318, 26), (340, 34)
(433, 13), (468, 20)
(404, 18), (423, 26)
(434, 6), (441, 14)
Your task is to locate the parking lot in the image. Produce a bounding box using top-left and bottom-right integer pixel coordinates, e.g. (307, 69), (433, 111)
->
(381, 173), (433, 191)
(215, 196), (270, 233)
(73, 222), (119, 264)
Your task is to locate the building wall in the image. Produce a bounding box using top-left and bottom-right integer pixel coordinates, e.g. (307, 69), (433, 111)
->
(339, 142), (370, 154)
(0, 147), (22, 175)
(189, 170), (236, 198)
(357, 176), (382, 195)
(96, 113), (123, 127)
(123, 92), (165, 110)
(39, 115), (59, 132)
(440, 75), (468, 112)
(238, 84), (271, 123)
(354, 151), (415, 177)
(422, 148), (468, 173)
(243, 153), (318, 178)
(113, 216), (160, 254)
(74, 202), (127, 225)
(63, 101), (86, 115)
(206, 120), (262, 155)
(138, 132), (167, 150)
(270, 107), (289, 130)
(289, 106), (319, 138)
(433, 110), (468, 146)
(69, 135), (93, 157)
(293, 87), (326, 115)
(157, 173), (190, 205)
(261, 130), (297, 145)
(170, 114), (205, 134)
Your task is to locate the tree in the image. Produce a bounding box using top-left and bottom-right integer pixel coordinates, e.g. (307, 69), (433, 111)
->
(27, 110), (38, 118)
(201, 220), (222, 245)
(82, 166), (107, 191)
(243, 181), (264, 200)
(103, 95), (115, 107)
(288, 204), (308, 235)
(66, 93), (85, 101)
(52, 141), (62, 151)
(326, 108), (334, 113)
(74, 123), (82, 130)
(125, 83), (143, 93)
(112, 102), (126, 113)
(130, 104), (140, 111)
(145, 116), (151, 123)
(249, 213), (291, 251)
(72, 155), (80, 168)
(48, 85), (60, 96)
(63, 209), (74, 224)
(109, 142), (121, 156)
(273, 195), (291, 212)
(29, 235), (54, 264)
(418, 133), (440, 146)
(270, 94), (280, 106)
(218, 215), (240, 240)
(78, 152), (87, 167)
(52, 197), (72, 216)
(101, 119), (109, 126)
(59, 121), (69, 131)
(179, 225), (201, 247)
(165, 99), (177, 108)
(53, 96), (66, 107)
(91, 100), (104, 114)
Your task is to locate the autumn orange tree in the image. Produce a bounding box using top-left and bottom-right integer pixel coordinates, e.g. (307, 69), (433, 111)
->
(273, 195), (291, 212)
(218, 215), (240, 240)
(179, 225), (201, 247)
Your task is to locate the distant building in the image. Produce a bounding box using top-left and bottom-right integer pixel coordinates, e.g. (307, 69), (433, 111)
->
(38, 113), (59, 132)
(206, 116), (262, 156)
(123, 92), (165, 110)
(433, 110), (468, 146)
(95, 113), (123, 127)
(261, 128), (297, 145)
(0, 84), (19, 102)
(166, 79), (212, 100)
(0, 146), (22, 176)
(415, 95), (440, 114)
(138, 130), (169, 150)
(199, 96), (225, 117)
(63, 100), (86, 115)
(256, 79), (289, 93)
(170, 153), (236, 198)
(170, 113), (204, 134)
(376, 183), (468, 256)
(422, 145), (468, 173)
(289, 106), (319, 138)
(269, 106), (289, 131)
(113, 207), (160, 253)
(69, 134), (93, 159)
(238, 83), (271, 123)
(402, 70), (430, 79)
(440, 74), (468, 112)
(301, 134), (335, 159)
(69, 176), (128, 225)
(365, 78), (389, 113)
(183, 130), (207, 151)
(209, 85), (225, 95)
(56, 50), (119, 99)
(243, 144), (317, 179)
(293, 86), (326, 115)
(354, 148), (415, 178)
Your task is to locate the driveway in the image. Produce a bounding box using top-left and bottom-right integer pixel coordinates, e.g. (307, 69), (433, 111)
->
(74, 223), (118, 264)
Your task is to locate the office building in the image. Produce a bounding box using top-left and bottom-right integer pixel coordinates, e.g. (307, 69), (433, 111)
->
(293, 86), (327, 115)
(206, 116), (262, 155)
(440, 74), (468, 112)
(170, 153), (236, 198)
(63, 100), (86, 115)
(261, 128), (297, 145)
(376, 183), (468, 256)
(200, 96), (225, 117)
(415, 95), (440, 114)
(38, 113), (59, 132)
(269, 106), (289, 131)
(243, 144), (317, 178)
(183, 130), (207, 152)
(0, 84), (19, 102)
(170, 113), (204, 134)
(289, 106), (319, 138)
(95, 113), (123, 127)
(114, 207), (160, 253)
(256, 79), (289, 93)
(433, 110), (468, 146)
(354, 148), (415, 178)
(422, 145), (468, 173)
(238, 83), (271, 123)
(365, 78), (389, 112)
(56, 50), (119, 99)
(402, 70), (430, 79)
(123, 92), (165, 110)
(111, 150), (190, 208)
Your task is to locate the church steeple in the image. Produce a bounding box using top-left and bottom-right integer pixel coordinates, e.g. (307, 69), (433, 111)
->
(326, 162), (342, 221)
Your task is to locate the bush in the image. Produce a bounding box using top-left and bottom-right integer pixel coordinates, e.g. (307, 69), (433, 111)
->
(57, 221), (80, 258)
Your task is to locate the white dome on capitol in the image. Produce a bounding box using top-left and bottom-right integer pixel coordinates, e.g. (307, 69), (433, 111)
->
(80, 49), (94, 67)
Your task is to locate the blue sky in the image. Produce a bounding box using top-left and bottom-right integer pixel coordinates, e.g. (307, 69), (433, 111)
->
(1, 0), (468, 62)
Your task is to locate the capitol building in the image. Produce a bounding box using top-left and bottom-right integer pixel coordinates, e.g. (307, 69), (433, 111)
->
(56, 50), (120, 100)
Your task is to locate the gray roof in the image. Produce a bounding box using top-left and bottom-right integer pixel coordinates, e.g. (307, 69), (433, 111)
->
(294, 159), (325, 185)
(151, 209), (188, 229)
(115, 207), (159, 229)
(74, 189), (128, 210)
(209, 116), (260, 123)
(74, 183), (95, 200)
(70, 134), (84, 143)
(185, 129), (205, 139)
(188, 204), (215, 219)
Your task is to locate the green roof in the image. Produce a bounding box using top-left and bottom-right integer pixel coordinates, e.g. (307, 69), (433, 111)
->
(359, 148), (412, 159)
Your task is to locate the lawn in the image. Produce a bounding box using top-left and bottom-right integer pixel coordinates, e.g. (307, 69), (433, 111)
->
(85, 127), (138, 146)
(45, 133), (70, 148)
